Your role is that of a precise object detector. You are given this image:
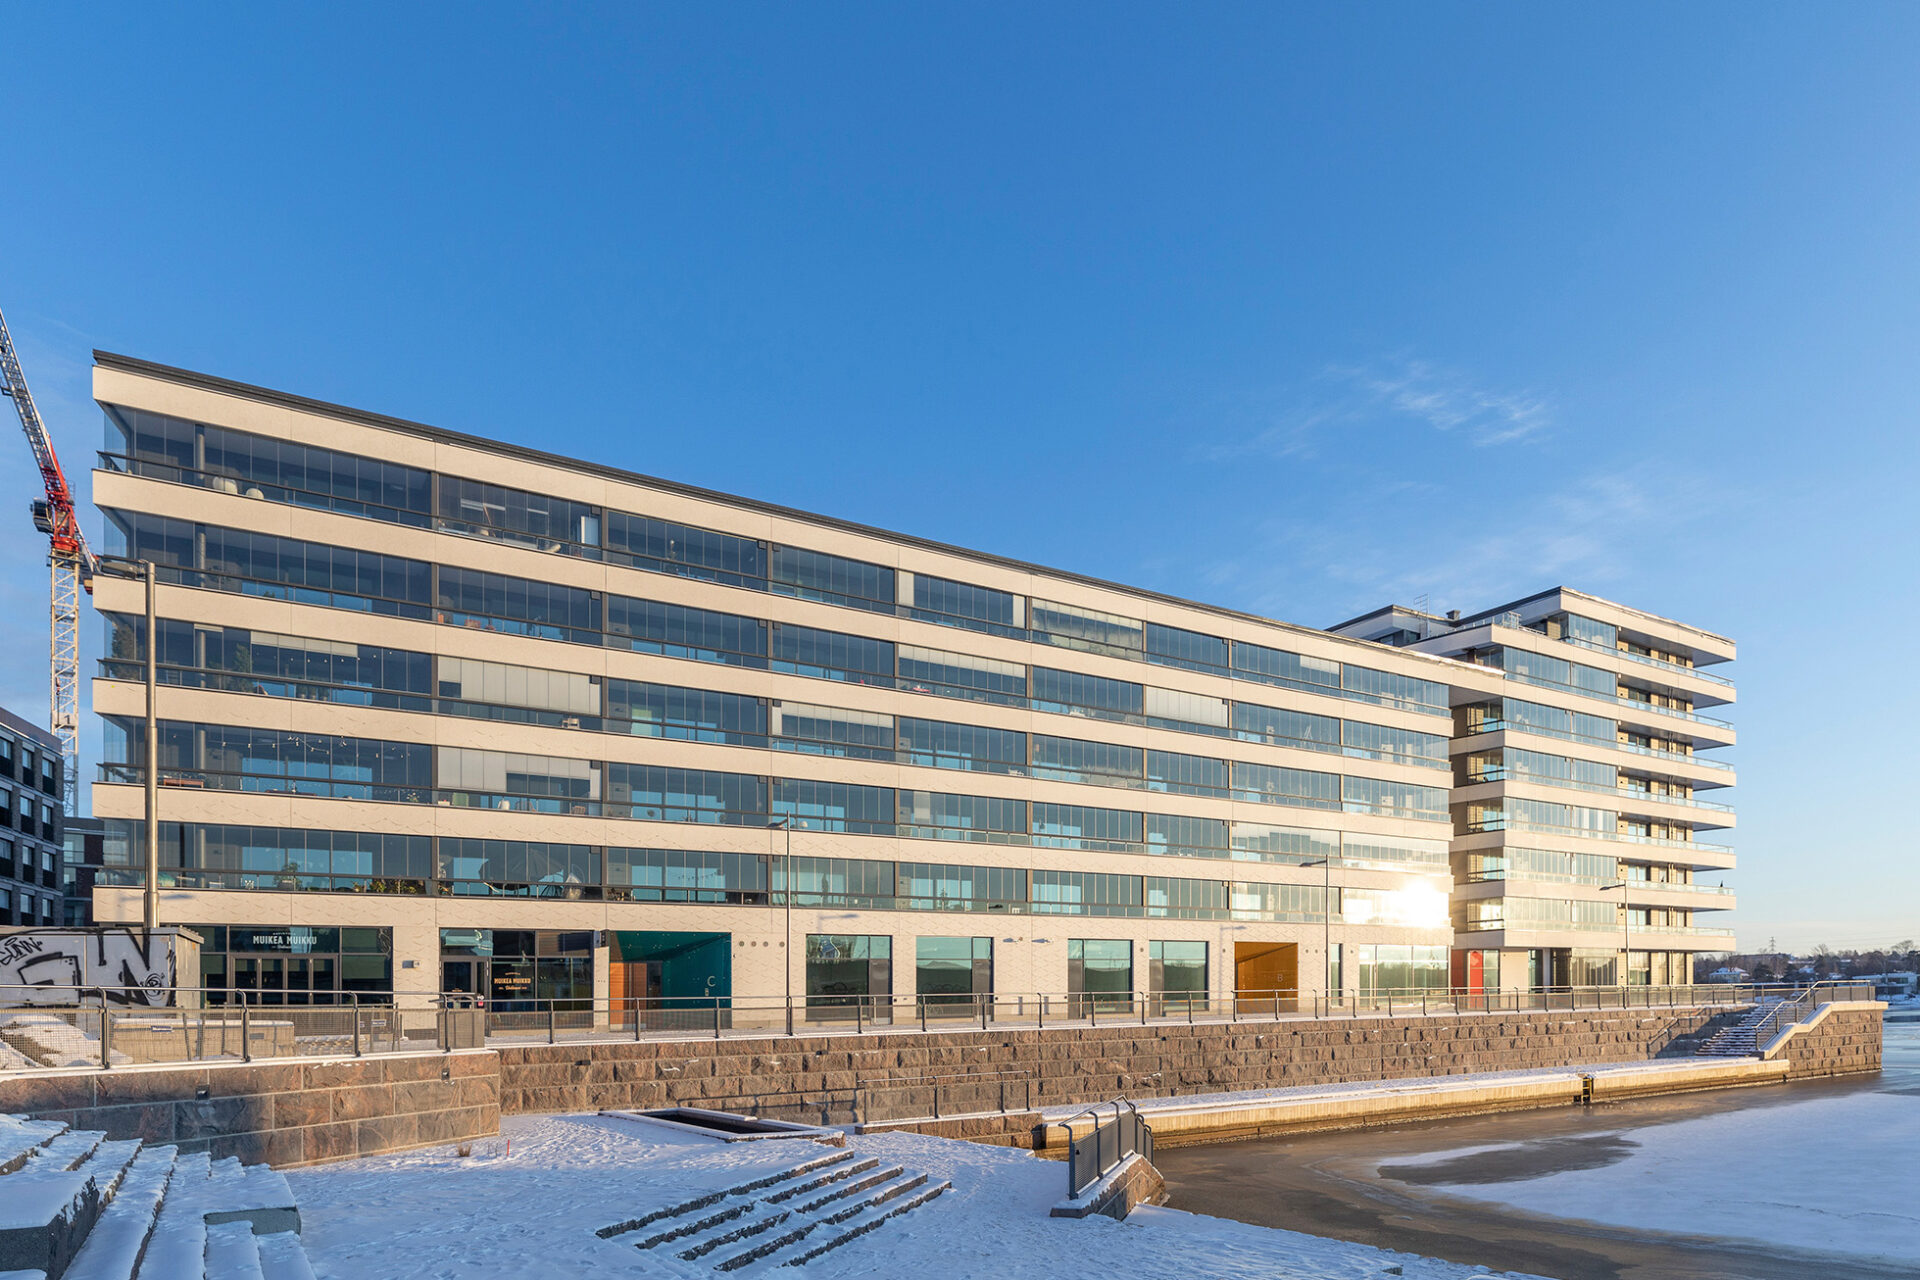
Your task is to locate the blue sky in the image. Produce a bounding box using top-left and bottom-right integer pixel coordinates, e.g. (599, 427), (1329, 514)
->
(2, 5), (1914, 953)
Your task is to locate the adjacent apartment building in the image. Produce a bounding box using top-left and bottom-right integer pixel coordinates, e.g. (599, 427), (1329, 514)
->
(87, 353), (1736, 1012)
(0, 705), (66, 930)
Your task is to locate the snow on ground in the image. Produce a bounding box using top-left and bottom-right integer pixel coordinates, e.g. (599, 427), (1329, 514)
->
(1041, 1055), (1735, 1121)
(1398, 1090), (1920, 1264)
(286, 1113), (1555, 1280)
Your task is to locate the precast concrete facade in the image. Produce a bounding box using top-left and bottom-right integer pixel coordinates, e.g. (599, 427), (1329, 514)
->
(85, 353), (1735, 1015)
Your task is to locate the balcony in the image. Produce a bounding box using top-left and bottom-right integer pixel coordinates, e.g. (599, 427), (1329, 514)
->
(1459, 817), (1733, 855)
(1459, 718), (1735, 772)
(1464, 768), (1734, 813)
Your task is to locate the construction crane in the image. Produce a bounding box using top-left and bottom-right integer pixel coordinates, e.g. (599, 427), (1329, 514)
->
(0, 303), (96, 818)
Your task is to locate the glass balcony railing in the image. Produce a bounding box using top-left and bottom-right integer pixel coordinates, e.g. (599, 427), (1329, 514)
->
(1461, 717), (1735, 772)
(1463, 769), (1734, 813)
(1492, 667), (1733, 730)
(1461, 817), (1733, 855)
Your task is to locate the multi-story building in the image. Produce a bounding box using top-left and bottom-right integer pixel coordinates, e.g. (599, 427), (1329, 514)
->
(1331, 595), (1738, 988)
(86, 353), (1733, 1012)
(62, 816), (104, 927)
(0, 705), (66, 929)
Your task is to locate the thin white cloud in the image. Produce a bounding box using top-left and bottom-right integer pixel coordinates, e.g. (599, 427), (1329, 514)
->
(1201, 357), (1552, 461)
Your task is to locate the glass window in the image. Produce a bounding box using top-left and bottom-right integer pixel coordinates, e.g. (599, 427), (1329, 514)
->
(805, 934), (891, 1010)
(1341, 720), (1448, 767)
(910, 575), (1019, 633)
(437, 839), (600, 898)
(771, 703), (894, 759)
(607, 681), (765, 744)
(897, 645), (1026, 705)
(1066, 938), (1133, 1009)
(1031, 600), (1143, 657)
(1232, 642), (1341, 692)
(1230, 822), (1338, 865)
(435, 566), (599, 643)
(1030, 736), (1142, 787)
(1149, 940), (1208, 997)
(1036, 874), (1142, 916)
(897, 862), (1026, 912)
(606, 848), (768, 904)
(1144, 813), (1231, 860)
(1341, 776), (1449, 820)
(1338, 832), (1449, 870)
(915, 936), (991, 1003)
(1031, 667), (1143, 720)
(898, 719), (1025, 775)
(770, 546), (894, 612)
(1146, 749), (1229, 798)
(606, 765), (766, 824)
(773, 780), (896, 834)
(1340, 664), (1450, 714)
(1231, 702), (1339, 751)
(1145, 878), (1229, 919)
(1030, 804), (1142, 851)
(1145, 687), (1231, 734)
(606, 597), (766, 666)
(1233, 762), (1340, 809)
(770, 623), (894, 684)
(1144, 623), (1229, 673)
(603, 512), (765, 588)
(435, 475), (599, 553)
(783, 857), (894, 908)
(104, 512), (432, 618)
(897, 791), (1025, 839)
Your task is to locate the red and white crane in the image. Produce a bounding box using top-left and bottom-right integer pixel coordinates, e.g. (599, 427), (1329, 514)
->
(0, 302), (96, 816)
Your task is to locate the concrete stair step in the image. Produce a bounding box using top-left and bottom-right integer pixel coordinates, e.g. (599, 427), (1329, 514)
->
(63, 1145), (179, 1280)
(254, 1231), (316, 1280)
(595, 1148), (855, 1239)
(793, 1165), (905, 1215)
(820, 1172), (929, 1226)
(678, 1205), (796, 1261)
(633, 1202), (754, 1251)
(135, 1151), (212, 1280)
(761, 1157), (880, 1204)
(705, 1215), (817, 1273)
(776, 1180), (952, 1269)
(203, 1220), (263, 1280)
(0, 1119), (69, 1177)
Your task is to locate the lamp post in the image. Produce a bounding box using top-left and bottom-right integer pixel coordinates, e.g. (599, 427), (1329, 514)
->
(1604, 881), (1631, 987)
(96, 556), (159, 939)
(769, 818), (793, 1009)
(1301, 858), (1333, 1001)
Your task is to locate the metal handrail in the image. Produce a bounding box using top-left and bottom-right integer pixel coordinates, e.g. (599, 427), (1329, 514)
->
(0, 980), (1852, 1076)
(1052, 1096), (1153, 1199)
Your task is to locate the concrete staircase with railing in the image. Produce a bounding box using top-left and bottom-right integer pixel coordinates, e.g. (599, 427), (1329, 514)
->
(1694, 999), (1787, 1057)
(0, 1112), (314, 1280)
(596, 1144), (950, 1272)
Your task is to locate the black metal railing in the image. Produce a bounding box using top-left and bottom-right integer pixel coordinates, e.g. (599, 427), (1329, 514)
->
(1054, 1098), (1153, 1200)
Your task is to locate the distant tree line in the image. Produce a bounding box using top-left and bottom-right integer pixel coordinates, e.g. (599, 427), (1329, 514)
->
(1693, 941), (1917, 984)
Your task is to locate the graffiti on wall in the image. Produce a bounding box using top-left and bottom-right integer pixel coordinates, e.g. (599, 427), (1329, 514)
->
(0, 930), (178, 1006)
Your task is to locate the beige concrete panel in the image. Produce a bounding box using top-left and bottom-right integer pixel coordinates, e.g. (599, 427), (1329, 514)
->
(96, 367), (443, 470)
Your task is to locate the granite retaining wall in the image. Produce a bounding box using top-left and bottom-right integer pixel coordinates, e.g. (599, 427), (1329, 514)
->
(0, 1050), (500, 1167)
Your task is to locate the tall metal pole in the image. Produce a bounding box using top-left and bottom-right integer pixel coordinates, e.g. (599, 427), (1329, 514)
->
(769, 818), (792, 1006)
(143, 560), (159, 937)
(1324, 856), (1332, 999)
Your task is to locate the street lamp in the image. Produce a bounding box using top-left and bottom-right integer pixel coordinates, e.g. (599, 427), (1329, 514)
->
(96, 556), (158, 939)
(1603, 881), (1632, 987)
(1301, 858), (1333, 1001)
(769, 818), (793, 1012)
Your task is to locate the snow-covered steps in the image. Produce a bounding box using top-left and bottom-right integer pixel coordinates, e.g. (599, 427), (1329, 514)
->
(0, 1128), (142, 1279)
(202, 1221), (262, 1280)
(1696, 1001), (1786, 1057)
(596, 1148), (858, 1240)
(0, 1110), (317, 1280)
(773, 1177), (951, 1269)
(606, 1145), (951, 1274)
(63, 1144), (178, 1280)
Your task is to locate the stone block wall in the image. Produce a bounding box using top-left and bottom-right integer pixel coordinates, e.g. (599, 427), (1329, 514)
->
(1769, 1004), (1883, 1078)
(496, 1006), (1733, 1121)
(0, 1050), (500, 1167)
